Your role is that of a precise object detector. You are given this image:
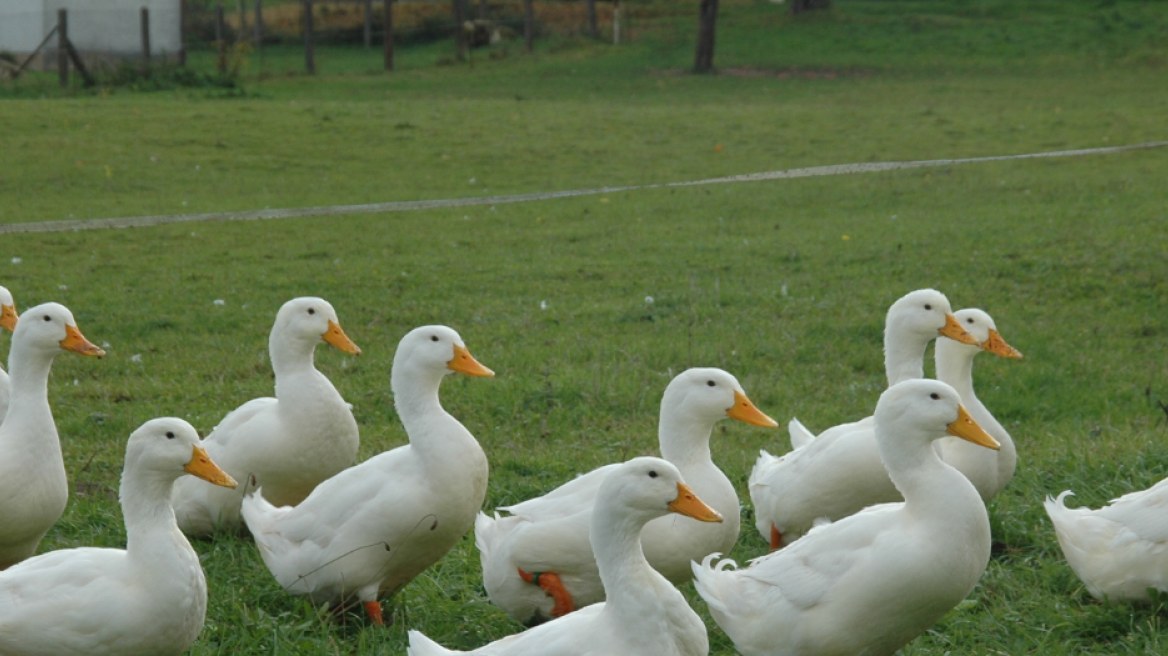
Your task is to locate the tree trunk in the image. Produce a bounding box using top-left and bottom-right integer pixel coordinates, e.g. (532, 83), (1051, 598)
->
(452, 0), (466, 61)
(694, 0), (719, 73)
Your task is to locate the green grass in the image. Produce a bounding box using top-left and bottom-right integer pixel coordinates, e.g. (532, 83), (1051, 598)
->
(2, 0), (1168, 653)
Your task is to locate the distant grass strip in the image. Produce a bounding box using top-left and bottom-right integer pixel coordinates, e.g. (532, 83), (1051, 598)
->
(2, 140), (1165, 235)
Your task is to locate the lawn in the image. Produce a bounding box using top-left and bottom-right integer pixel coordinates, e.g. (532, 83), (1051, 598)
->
(1, 0), (1167, 654)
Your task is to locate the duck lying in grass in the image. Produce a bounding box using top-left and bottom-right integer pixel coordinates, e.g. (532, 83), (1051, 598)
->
(476, 367), (776, 624)
(749, 289), (977, 549)
(0, 418), (236, 656)
(695, 378), (999, 656)
(0, 284), (17, 422)
(0, 303), (105, 570)
(242, 325), (493, 625)
(409, 457), (722, 656)
(172, 297), (362, 537)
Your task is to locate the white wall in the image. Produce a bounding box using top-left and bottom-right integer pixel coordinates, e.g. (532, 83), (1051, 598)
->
(43, 0), (181, 55)
(0, 0), (180, 56)
(0, 0), (48, 53)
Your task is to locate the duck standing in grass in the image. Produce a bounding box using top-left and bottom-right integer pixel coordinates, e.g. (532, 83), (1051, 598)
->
(476, 367), (777, 624)
(1046, 476), (1168, 602)
(0, 303), (105, 570)
(0, 418), (236, 656)
(171, 297), (362, 536)
(694, 379), (999, 656)
(0, 285), (19, 422)
(409, 457), (723, 656)
(242, 325), (494, 625)
(935, 308), (1023, 501)
(749, 289), (977, 549)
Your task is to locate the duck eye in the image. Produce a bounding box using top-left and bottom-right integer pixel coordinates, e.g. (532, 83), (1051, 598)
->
(308, 308), (315, 315)
(966, 318), (974, 324)
(43, 315), (51, 322)
(924, 304), (932, 311)
(431, 336), (439, 342)
(648, 470), (658, 478)
(930, 393), (940, 400)
(166, 431), (175, 439)
(706, 380), (715, 387)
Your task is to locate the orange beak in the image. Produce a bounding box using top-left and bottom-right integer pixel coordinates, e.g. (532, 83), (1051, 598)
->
(448, 344), (495, 377)
(59, 324), (106, 357)
(0, 303), (16, 332)
(939, 314), (979, 346)
(946, 405), (1000, 450)
(184, 446), (238, 488)
(668, 482), (723, 522)
(322, 319), (362, 355)
(981, 329), (1022, 359)
(726, 390), (779, 428)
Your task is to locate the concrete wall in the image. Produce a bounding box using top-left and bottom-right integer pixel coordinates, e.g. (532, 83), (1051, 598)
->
(44, 0), (181, 56)
(0, 0), (48, 54)
(0, 0), (180, 57)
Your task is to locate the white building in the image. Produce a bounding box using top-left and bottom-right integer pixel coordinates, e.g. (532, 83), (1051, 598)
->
(0, 0), (181, 62)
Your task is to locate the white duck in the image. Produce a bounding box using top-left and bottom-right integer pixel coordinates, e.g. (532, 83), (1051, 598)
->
(476, 367), (776, 624)
(935, 308), (1023, 502)
(0, 417), (236, 656)
(0, 302), (105, 569)
(0, 284), (18, 423)
(172, 297), (361, 536)
(749, 289), (976, 549)
(1045, 480), (1168, 602)
(409, 456), (722, 656)
(241, 325), (494, 625)
(694, 379), (999, 656)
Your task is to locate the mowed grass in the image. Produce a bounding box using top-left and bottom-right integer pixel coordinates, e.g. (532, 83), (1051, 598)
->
(1, 1), (1167, 654)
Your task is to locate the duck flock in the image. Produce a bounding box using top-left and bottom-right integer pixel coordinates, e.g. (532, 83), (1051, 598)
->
(0, 283), (1164, 656)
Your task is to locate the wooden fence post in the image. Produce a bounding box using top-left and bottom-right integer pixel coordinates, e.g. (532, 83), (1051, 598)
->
(384, 0), (395, 71)
(57, 9), (68, 87)
(613, 0), (620, 45)
(586, 0), (597, 39)
(141, 7), (151, 66)
(215, 3), (226, 73)
(479, 0), (488, 19)
(694, 0), (719, 72)
(238, 0), (246, 41)
(179, 0), (187, 65)
(363, 0), (372, 48)
(254, 0), (263, 46)
(523, 0), (533, 53)
(304, 0), (315, 74)
(452, 0), (466, 61)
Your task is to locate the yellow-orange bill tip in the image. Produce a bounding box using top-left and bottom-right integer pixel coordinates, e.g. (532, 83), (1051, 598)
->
(939, 314), (980, 346)
(322, 319), (362, 355)
(981, 329), (1022, 359)
(727, 390), (779, 428)
(184, 446), (238, 488)
(946, 405), (1000, 450)
(59, 324), (106, 357)
(448, 344), (495, 377)
(0, 304), (16, 332)
(668, 482), (723, 523)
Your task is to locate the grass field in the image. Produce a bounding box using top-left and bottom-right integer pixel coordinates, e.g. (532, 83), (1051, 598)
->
(2, 0), (1168, 653)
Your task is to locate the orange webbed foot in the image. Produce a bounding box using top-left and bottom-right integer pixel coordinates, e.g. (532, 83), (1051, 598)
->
(363, 600), (385, 626)
(518, 568), (575, 617)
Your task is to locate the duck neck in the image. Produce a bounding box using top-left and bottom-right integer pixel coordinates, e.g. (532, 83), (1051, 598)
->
(883, 329), (930, 387)
(391, 364), (456, 454)
(3, 342), (58, 442)
(657, 408), (715, 472)
(121, 471), (194, 564)
(879, 433), (968, 516)
(935, 341), (979, 407)
(269, 330), (320, 381)
(592, 509), (664, 615)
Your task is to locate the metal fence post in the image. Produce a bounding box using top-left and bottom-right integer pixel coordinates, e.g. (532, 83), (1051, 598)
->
(57, 9), (68, 87)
